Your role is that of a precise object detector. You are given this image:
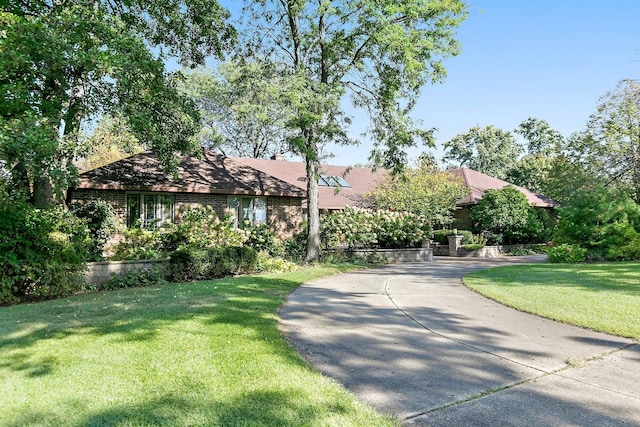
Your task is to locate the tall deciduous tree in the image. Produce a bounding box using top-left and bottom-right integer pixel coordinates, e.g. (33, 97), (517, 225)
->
(0, 1), (235, 207)
(237, 0), (467, 261)
(568, 79), (640, 202)
(180, 62), (296, 158)
(443, 125), (522, 180)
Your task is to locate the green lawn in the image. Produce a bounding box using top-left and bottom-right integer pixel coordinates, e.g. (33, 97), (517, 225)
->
(463, 262), (640, 340)
(0, 265), (398, 427)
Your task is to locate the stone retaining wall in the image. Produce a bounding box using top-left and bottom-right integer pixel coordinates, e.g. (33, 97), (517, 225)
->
(346, 247), (433, 262)
(430, 243), (545, 257)
(85, 259), (169, 285)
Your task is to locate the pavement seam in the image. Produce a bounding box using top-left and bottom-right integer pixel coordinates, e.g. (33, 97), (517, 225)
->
(383, 278), (549, 374)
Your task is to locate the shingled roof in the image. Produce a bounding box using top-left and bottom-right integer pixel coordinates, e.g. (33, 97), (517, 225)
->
(74, 149), (306, 198)
(447, 167), (558, 208)
(231, 156), (386, 210)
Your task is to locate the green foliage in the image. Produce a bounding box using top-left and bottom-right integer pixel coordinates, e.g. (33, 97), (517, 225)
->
(100, 268), (167, 291)
(321, 206), (431, 250)
(366, 164), (467, 226)
(0, 203), (90, 304)
(431, 229), (475, 245)
(244, 222), (284, 257)
(461, 243), (485, 251)
(69, 198), (117, 261)
(255, 251), (298, 274)
(0, 1), (234, 206)
(167, 246), (258, 281)
(112, 207), (247, 261)
(443, 125), (523, 179)
(111, 225), (166, 261)
(553, 188), (640, 261)
(282, 229), (309, 263)
(546, 244), (587, 263)
(471, 186), (543, 244)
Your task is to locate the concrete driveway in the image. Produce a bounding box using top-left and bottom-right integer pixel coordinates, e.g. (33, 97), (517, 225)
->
(279, 257), (640, 426)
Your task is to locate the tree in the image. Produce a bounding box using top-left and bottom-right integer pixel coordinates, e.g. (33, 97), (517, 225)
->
(506, 118), (565, 194)
(180, 62), (296, 158)
(237, 0), (468, 261)
(365, 162), (467, 227)
(0, 1), (235, 207)
(75, 116), (145, 172)
(443, 125), (522, 179)
(567, 80), (640, 202)
(470, 186), (539, 244)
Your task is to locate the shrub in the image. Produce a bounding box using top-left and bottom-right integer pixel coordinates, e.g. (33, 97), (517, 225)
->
(321, 206), (431, 250)
(461, 243), (485, 251)
(471, 186), (540, 244)
(547, 244), (587, 263)
(167, 246), (258, 281)
(70, 198), (117, 260)
(255, 251), (298, 273)
(0, 203), (90, 305)
(553, 188), (640, 261)
(111, 225), (166, 260)
(100, 268), (167, 290)
(283, 229), (308, 263)
(244, 222), (284, 257)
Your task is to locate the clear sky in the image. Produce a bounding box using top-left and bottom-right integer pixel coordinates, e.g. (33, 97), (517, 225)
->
(326, 1), (640, 166)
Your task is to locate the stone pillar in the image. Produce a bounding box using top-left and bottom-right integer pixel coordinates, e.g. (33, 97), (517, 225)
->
(448, 235), (464, 257)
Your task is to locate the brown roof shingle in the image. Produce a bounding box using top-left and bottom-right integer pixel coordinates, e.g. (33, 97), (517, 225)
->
(447, 167), (558, 208)
(230, 157), (386, 210)
(74, 149), (306, 198)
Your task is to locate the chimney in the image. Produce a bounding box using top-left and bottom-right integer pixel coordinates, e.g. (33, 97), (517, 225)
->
(271, 153), (286, 161)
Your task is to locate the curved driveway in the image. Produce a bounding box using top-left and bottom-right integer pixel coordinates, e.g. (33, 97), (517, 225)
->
(279, 257), (640, 426)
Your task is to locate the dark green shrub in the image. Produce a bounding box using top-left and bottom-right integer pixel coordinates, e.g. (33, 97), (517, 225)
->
(471, 186), (539, 244)
(547, 244), (587, 263)
(100, 268), (167, 290)
(70, 198), (117, 261)
(283, 229), (308, 263)
(0, 203), (90, 305)
(167, 245), (258, 281)
(553, 188), (640, 261)
(461, 243), (485, 251)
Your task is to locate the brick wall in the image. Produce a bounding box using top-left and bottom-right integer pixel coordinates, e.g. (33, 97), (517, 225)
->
(68, 189), (305, 243)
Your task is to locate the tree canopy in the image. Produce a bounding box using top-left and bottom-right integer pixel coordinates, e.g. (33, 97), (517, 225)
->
(235, 0), (467, 261)
(0, 0), (235, 206)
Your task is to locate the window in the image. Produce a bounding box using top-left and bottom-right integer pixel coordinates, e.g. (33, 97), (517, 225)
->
(228, 196), (267, 228)
(318, 175), (351, 188)
(126, 193), (174, 228)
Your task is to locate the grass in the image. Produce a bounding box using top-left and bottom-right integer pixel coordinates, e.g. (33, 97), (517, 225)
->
(0, 265), (398, 427)
(463, 262), (640, 340)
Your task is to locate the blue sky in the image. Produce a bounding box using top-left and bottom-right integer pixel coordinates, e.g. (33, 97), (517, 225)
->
(209, 1), (640, 166)
(330, 1), (640, 166)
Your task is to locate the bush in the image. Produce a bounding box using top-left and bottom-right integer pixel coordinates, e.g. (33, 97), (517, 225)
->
(461, 243), (485, 251)
(100, 268), (167, 290)
(283, 229), (308, 263)
(553, 188), (640, 261)
(471, 186), (542, 244)
(547, 244), (587, 263)
(167, 245), (258, 281)
(0, 203), (90, 305)
(69, 198), (117, 261)
(111, 225), (166, 260)
(321, 206), (431, 250)
(244, 222), (284, 257)
(255, 251), (298, 273)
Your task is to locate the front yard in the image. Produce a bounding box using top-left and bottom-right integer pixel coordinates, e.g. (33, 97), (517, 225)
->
(0, 265), (397, 427)
(463, 262), (640, 340)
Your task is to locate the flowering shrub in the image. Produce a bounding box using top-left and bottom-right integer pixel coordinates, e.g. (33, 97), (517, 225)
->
(321, 206), (431, 249)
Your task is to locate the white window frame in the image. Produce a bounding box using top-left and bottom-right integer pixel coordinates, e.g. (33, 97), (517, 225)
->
(228, 196), (267, 228)
(126, 192), (174, 229)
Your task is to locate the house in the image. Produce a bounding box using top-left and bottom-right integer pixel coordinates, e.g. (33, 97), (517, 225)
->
(68, 149), (307, 240)
(69, 148), (557, 244)
(68, 149), (384, 242)
(447, 167), (558, 229)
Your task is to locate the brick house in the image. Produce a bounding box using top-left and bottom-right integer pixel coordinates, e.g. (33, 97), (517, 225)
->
(68, 149), (385, 243)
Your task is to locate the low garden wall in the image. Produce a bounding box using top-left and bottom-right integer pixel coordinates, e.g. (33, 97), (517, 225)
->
(344, 247), (433, 262)
(85, 259), (169, 285)
(431, 243), (545, 258)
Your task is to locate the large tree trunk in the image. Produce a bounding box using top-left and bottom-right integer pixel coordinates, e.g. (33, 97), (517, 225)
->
(32, 175), (55, 208)
(305, 156), (321, 263)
